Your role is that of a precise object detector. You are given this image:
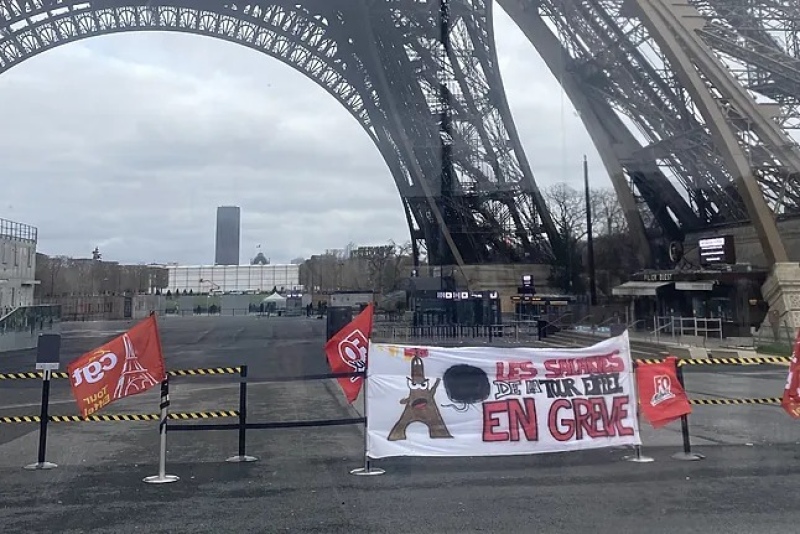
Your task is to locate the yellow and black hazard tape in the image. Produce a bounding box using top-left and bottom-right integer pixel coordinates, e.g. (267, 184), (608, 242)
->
(0, 415), (41, 423)
(636, 356), (791, 366)
(167, 410), (239, 420)
(0, 371), (68, 380)
(0, 410), (239, 424)
(689, 397), (781, 406)
(167, 367), (240, 377)
(0, 367), (241, 381)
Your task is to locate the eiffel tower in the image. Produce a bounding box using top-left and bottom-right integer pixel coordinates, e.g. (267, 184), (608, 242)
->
(113, 334), (159, 400)
(1, 0), (800, 325)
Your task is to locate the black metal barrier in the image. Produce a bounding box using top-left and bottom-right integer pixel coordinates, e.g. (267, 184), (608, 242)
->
(3, 367), (242, 472)
(165, 368), (367, 466)
(1, 365), (368, 479)
(405, 325), (504, 339)
(2, 355), (791, 474)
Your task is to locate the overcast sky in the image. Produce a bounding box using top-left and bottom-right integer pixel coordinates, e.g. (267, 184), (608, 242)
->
(0, 7), (602, 265)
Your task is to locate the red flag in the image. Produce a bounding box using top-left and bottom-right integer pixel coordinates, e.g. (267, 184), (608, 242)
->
(68, 315), (166, 417)
(636, 356), (692, 428)
(324, 303), (374, 403)
(781, 328), (800, 418)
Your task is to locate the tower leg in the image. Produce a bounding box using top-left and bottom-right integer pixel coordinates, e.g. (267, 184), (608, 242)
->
(760, 263), (800, 338)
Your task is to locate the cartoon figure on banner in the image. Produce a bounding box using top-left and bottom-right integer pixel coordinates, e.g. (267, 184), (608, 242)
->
(388, 355), (452, 441)
(651, 374), (675, 406)
(441, 364), (490, 412)
(337, 329), (368, 383)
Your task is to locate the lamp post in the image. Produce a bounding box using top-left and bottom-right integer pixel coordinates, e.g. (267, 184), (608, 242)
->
(584, 155), (597, 306)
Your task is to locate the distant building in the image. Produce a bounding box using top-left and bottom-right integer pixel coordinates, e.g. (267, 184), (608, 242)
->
(215, 206), (241, 266)
(167, 264), (301, 294)
(0, 217), (38, 313)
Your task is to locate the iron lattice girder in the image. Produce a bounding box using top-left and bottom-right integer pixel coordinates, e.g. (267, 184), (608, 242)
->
(504, 0), (749, 230)
(690, 0), (800, 212)
(0, 0), (558, 265)
(504, 0), (800, 232)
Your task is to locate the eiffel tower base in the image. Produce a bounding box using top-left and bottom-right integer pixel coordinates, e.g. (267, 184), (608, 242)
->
(226, 454), (258, 463)
(143, 474), (180, 484)
(760, 263), (800, 340)
(24, 461), (57, 470)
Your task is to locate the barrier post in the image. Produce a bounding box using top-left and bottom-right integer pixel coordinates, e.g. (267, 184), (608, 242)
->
(672, 363), (705, 461)
(24, 369), (57, 470)
(143, 378), (179, 484)
(624, 361), (654, 463)
(227, 365), (257, 463)
(350, 370), (385, 476)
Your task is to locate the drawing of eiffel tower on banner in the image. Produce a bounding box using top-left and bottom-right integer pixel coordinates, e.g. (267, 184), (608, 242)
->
(113, 334), (159, 400)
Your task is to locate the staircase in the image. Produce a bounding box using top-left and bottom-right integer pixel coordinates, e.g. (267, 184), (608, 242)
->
(535, 328), (673, 360)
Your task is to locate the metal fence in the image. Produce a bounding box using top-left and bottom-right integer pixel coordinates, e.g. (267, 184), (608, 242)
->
(653, 316), (723, 341)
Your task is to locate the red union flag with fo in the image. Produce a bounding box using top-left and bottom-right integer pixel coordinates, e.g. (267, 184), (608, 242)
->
(68, 315), (166, 417)
(325, 303), (374, 403)
(782, 327), (800, 418)
(635, 356), (691, 428)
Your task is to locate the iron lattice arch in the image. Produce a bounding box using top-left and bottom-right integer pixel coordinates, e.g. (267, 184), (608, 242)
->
(0, 0), (559, 267)
(502, 0), (800, 261)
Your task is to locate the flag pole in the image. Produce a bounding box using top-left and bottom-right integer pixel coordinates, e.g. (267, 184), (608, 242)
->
(350, 305), (384, 476)
(144, 377), (180, 484)
(624, 359), (654, 463)
(350, 366), (384, 476)
(671, 363), (705, 461)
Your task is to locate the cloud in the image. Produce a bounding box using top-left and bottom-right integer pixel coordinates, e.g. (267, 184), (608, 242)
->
(0, 7), (602, 265)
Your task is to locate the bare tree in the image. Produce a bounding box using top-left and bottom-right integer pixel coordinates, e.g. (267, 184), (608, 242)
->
(591, 188), (627, 236)
(383, 241), (414, 293)
(589, 187), (642, 296)
(35, 254), (68, 299)
(544, 183), (587, 293)
(545, 183), (587, 241)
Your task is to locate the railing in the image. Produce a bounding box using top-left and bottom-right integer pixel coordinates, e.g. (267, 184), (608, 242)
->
(373, 323), (555, 343)
(0, 305), (61, 334)
(597, 316), (623, 328)
(625, 319), (647, 333)
(653, 315), (723, 343)
(0, 305), (61, 352)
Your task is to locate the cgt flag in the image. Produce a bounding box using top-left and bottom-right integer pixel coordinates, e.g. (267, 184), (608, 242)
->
(635, 356), (692, 428)
(781, 328), (800, 418)
(324, 303), (374, 403)
(68, 315), (166, 418)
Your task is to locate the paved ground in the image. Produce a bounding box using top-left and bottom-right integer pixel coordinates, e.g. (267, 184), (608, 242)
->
(1, 317), (800, 533)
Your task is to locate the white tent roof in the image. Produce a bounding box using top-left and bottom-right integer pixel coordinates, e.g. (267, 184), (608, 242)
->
(262, 293), (287, 303)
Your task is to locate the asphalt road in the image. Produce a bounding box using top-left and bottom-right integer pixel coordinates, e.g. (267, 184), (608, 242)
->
(1, 316), (799, 533)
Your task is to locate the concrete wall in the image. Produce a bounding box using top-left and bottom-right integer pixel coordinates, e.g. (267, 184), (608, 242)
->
(54, 295), (128, 321)
(330, 292), (373, 307)
(686, 217), (800, 268)
(132, 295), (162, 319)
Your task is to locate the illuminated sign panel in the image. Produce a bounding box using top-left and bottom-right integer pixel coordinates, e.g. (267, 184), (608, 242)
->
(698, 235), (736, 266)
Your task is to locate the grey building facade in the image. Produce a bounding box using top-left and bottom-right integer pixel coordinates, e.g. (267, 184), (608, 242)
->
(215, 206), (241, 266)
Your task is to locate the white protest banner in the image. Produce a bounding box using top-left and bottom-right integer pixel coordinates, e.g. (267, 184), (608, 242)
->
(366, 332), (641, 458)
